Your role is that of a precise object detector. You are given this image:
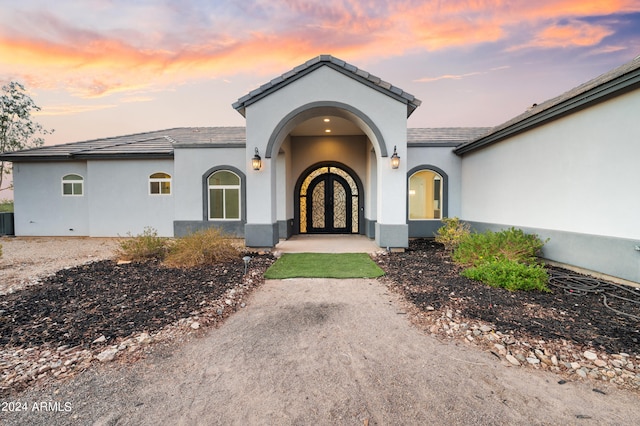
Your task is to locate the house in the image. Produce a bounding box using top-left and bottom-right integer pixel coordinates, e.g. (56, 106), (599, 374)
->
(1, 54), (639, 284)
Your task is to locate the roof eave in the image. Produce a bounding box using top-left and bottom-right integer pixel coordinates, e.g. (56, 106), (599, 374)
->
(0, 152), (175, 162)
(454, 68), (640, 156)
(70, 152), (174, 160)
(233, 57), (422, 118)
(0, 154), (73, 162)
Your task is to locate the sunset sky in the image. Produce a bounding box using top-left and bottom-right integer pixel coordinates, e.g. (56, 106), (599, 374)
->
(1, 0), (639, 150)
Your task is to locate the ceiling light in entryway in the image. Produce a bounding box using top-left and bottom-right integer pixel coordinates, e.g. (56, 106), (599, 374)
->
(325, 129), (331, 133)
(323, 118), (330, 122)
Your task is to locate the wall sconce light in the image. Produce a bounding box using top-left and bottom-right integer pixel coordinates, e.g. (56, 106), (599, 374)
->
(390, 146), (400, 169)
(252, 147), (262, 170)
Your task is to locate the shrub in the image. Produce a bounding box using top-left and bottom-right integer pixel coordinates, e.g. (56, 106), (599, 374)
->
(164, 227), (239, 268)
(451, 227), (550, 292)
(0, 200), (13, 213)
(462, 259), (551, 292)
(453, 227), (546, 267)
(117, 227), (169, 262)
(435, 217), (470, 252)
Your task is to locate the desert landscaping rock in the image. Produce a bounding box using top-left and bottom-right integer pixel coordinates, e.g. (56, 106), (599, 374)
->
(506, 354), (521, 366)
(2, 237), (640, 424)
(96, 348), (118, 362)
(584, 350), (598, 361)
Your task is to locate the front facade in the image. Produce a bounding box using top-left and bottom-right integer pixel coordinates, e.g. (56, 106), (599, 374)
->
(2, 55), (640, 283)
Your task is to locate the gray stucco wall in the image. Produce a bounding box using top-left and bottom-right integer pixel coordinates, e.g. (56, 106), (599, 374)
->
(460, 89), (640, 283)
(173, 146), (245, 219)
(86, 159), (175, 237)
(468, 221), (640, 284)
(11, 159), (176, 237)
(12, 161), (90, 236)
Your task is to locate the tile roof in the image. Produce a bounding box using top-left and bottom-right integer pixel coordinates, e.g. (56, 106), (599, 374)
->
(408, 128), (491, 145)
(0, 127), (246, 161)
(455, 55), (640, 154)
(232, 55), (422, 117)
(0, 126), (490, 161)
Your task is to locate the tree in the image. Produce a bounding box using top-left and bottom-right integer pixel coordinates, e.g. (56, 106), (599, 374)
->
(0, 81), (53, 191)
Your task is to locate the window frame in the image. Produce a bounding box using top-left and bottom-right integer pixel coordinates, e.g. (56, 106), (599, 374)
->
(149, 172), (172, 196)
(61, 174), (84, 197)
(407, 166), (447, 221)
(207, 170), (241, 220)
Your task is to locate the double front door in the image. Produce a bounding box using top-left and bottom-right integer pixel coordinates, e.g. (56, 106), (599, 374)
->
(306, 173), (352, 233)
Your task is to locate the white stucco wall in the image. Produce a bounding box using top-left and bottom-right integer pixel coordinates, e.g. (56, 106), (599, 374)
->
(173, 147), (245, 222)
(12, 161), (89, 236)
(460, 89), (640, 240)
(244, 66), (409, 231)
(86, 159), (175, 237)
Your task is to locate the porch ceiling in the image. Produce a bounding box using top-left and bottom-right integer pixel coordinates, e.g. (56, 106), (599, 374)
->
(289, 115), (364, 137)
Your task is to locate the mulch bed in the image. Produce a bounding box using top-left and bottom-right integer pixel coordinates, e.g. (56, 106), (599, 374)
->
(0, 255), (275, 350)
(2, 239), (640, 396)
(378, 239), (640, 356)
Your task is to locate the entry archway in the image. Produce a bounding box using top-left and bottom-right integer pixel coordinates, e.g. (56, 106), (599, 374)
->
(294, 162), (364, 235)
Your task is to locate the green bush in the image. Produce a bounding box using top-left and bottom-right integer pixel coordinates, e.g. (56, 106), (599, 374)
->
(453, 227), (546, 267)
(462, 259), (551, 292)
(164, 227), (239, 268)
(435, 217), (471, 252)
(117, 227), (169, 262)
(451, 227), (550, 292)
(0, 200), (13, 213)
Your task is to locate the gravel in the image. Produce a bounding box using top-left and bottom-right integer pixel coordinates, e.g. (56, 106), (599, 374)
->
(0, 237), (120, 294)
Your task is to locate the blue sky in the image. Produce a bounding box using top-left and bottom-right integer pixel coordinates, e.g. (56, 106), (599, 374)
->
(1, 0), (639, 148)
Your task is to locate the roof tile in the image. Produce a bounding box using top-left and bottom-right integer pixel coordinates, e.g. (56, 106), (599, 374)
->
(233, 55), (421, 117)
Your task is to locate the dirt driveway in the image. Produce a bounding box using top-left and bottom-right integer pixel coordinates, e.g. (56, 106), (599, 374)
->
(6, 277), (640, 425)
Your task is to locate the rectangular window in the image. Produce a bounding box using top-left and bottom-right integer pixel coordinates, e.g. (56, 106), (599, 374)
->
(225, 188), (240, 219)
(62, 174), (84, 196)
(149, 173), (171, 195)
(209, 189), (224, 219)
(207, 170), (241, 220)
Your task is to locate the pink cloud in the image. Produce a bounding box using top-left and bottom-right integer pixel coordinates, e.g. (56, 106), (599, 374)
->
(508, 20), (615, 51)
(0, 0), (638, 109)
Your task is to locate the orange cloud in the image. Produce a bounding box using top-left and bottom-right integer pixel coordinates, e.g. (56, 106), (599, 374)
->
(33, 103), (117, 116)
(0, 0), (638, 111)
(507, 20), (615, 51)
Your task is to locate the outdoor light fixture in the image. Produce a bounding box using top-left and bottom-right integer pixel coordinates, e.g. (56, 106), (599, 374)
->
(390, 146), (400, 169)
(243, 256), (252, 274)
(252, 147), (262, 170)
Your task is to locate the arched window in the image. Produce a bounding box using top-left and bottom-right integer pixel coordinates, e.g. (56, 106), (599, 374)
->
(409, 170), (443, 220)
(149, 172), (171, 195)
(62, 174), (84, 196)
(208, 170), (240, 220)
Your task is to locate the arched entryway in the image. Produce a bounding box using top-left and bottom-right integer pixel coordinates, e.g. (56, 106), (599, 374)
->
(294, 163), (363, 235)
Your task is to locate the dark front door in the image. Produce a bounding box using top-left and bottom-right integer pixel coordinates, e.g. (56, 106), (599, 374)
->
(306, 173), (352, 233)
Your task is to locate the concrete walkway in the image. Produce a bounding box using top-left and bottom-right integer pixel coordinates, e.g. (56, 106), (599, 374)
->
(274, 234), (381, 254)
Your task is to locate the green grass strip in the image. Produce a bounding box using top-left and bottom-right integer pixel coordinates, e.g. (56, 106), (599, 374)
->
(264, 253), (385, 279)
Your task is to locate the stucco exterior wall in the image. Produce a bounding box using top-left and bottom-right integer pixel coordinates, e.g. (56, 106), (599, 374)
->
(173, 147), (245, 221)
(12, 161), (89, 236)
(86, 159), (175, 237)
(244, 65), (409, 247)
(460, 89), (640, 282)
